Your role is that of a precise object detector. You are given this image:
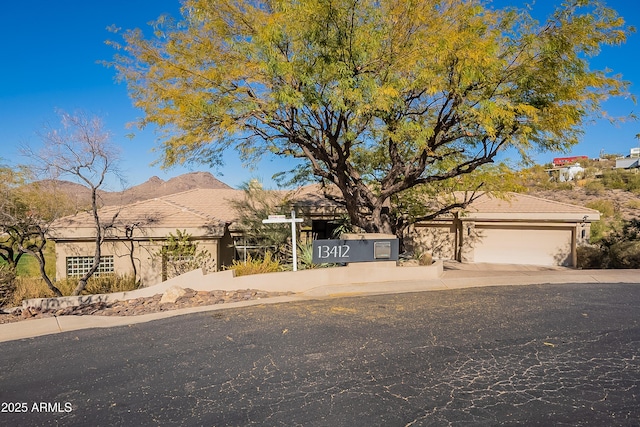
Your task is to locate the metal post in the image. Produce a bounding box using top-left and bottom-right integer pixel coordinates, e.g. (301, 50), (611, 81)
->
(291, 210), (298, 271)
(262, 211), (304, 272)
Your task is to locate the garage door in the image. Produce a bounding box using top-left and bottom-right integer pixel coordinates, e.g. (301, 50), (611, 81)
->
(472, 226), (573, 266)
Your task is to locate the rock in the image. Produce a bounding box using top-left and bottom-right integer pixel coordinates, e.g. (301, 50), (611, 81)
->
(160, 286), (187, 304)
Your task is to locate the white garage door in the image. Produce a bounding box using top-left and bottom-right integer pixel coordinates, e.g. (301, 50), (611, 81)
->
(473, 226), (573, 266)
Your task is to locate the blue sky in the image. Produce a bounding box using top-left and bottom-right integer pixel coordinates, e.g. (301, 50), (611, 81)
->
(1, 0), (638, 191)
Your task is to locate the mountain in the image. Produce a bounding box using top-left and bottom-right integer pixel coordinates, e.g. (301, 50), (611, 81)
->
(101, 172), (233, 205)
(34, 172), (234, 209)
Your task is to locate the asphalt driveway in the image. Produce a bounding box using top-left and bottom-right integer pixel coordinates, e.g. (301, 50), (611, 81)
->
(1, 282), (639, 426)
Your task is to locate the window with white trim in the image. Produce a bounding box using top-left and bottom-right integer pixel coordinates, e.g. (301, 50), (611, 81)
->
(66, 256), (114, 277)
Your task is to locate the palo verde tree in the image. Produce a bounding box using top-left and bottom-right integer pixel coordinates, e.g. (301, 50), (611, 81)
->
(229, 179), (297, 259)
(110, 0), (632, 235)
(23, 112), (124, 296)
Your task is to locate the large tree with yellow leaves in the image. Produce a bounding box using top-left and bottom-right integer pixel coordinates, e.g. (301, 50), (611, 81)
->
(110, 0), (631, 234)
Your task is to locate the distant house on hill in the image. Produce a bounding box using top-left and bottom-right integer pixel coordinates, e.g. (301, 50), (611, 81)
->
(552, 156), (588, 167)
(49, 184), (601, 286)
(616, 147), (640, 169)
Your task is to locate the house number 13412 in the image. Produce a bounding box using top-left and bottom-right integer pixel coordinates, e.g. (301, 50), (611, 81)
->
(316, 244), (350, 259)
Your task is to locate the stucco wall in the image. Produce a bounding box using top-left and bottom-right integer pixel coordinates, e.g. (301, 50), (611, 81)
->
(405, 221), (458, 260)
(54, 238), (222, 286)
(404, 219), (584, 267)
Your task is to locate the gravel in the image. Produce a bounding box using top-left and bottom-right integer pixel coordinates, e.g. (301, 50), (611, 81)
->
(0, 289), (295, 324)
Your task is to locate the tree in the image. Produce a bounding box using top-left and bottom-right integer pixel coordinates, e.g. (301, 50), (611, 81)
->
(0, 166), (75, 298)
(110, 0), (632, 235)
(22, 112), (123, 296)
(229, 179), (297, 261)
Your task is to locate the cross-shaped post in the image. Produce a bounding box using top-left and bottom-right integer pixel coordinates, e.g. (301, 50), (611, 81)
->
(262, 211), (304, 271)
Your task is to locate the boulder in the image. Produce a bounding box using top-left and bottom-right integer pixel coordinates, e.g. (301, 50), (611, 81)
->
(160, 286), (187, 304)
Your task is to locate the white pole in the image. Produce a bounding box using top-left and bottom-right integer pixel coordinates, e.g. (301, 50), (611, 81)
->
(262, 212), (303, 272)
(291, 210), (298, 271)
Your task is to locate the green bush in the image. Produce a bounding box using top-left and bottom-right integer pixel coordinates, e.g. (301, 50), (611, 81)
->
(580, 218), (640, 269)
(584, 180), (605, 196)
(627, 199), (640, 210)
(601, 170), (627, 190)
(0, 265), (17, 307)
(626, 172), (640, 192)
(577, 245), (605, 269)
(608, 241), (640, 269)
(585, 199), (616, 218)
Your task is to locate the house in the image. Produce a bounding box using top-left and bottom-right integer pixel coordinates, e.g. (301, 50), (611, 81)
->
(49, 189), (243, 285)
(615, 147), (640, 169)
(49, 186), (601, 285)
(552, 156), (588, 167)
(405, 193), (600, 267)
(546, 164), (585, 182)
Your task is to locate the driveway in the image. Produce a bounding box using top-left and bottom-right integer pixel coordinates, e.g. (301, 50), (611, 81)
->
(1, 282), (639, 426)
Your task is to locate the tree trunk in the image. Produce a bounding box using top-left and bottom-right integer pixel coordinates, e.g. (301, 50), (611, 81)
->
(72, 187), (102, 296)
(23, 246), (62, 297)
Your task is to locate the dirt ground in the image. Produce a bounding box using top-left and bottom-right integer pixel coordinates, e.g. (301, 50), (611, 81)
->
(529, 188), (639, 220)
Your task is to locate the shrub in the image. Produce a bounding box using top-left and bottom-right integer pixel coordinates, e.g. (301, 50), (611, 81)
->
(577, 245), (606, 269)
(226, 252), (282, 276)
(585, 199), (616, 218)
(584, 180), (605, 196)
(0, 265), (17, 307)
(601, 170), (627, 190)
(626, 172), (640, 193)
(608, 241), (640, 269)
(627, 199), (640, 210)
(296, 243), (336, 269)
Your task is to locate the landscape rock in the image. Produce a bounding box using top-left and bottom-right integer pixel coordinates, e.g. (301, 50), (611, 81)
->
(160, 286), (187, 304)
(0, 289), (295, 324)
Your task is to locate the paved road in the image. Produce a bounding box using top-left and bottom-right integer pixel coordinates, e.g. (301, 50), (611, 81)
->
(2, 282), (639, 426)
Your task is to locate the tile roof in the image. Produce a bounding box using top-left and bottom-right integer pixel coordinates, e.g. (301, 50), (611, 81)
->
(52, 189), (244, 236)
(51, 187), (601, 239)
(462, 192), (600, 221)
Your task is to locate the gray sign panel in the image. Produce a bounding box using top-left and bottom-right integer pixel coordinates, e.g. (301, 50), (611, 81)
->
(312, 239), (399, 264)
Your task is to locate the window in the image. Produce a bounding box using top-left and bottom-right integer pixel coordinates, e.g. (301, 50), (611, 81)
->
(66, 256), (114, 277)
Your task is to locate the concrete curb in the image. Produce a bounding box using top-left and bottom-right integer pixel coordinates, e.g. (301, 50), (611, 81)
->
(20, 261), (444, 310)
(2, 268), (639, 343)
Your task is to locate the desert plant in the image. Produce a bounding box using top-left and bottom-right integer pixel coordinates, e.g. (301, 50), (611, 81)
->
(601, 170), (627, 190)
(626, 199), (640, 210)
(296, 243), (336, 270)
(7, 274), (139, 307)
(0, 264), (17, 307)
(579, 218), (640, 269)
(152, 230), (216, 281)
(225, 252), (281, 276)
(608, 241), (640, 269)
(577, 245), (606, 269)
(584, 180), (605, 196)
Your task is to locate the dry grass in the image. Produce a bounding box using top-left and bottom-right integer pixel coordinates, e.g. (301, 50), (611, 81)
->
(7, 275), (138, 307)
(225, 252), (282, 276)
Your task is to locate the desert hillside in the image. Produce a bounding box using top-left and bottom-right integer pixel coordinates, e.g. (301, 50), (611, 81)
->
(528, 188), (639, 221)
(36, 172), (233, 209)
